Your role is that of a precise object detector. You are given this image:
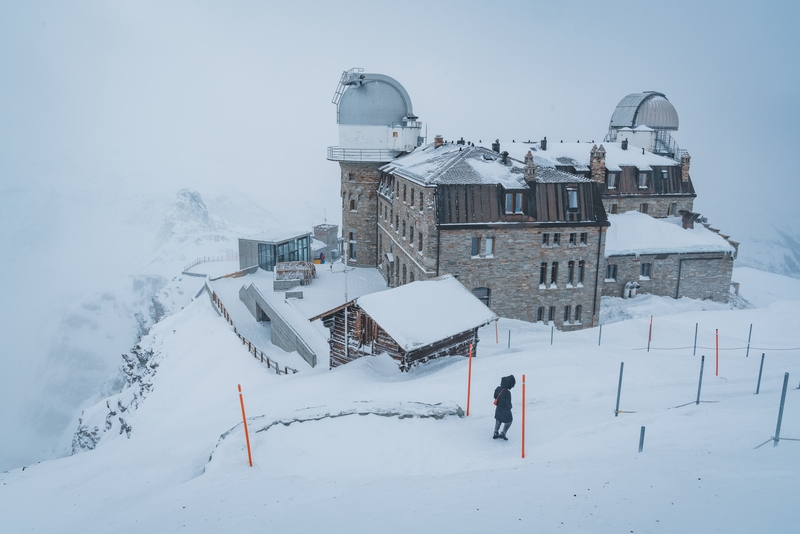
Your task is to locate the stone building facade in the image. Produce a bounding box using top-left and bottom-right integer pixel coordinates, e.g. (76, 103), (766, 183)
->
(339, 161), (382, 268)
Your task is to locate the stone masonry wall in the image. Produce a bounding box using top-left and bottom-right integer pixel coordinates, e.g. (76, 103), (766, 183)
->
(340, 161), (382, 268)
(602, 251), (734, 302)
(438, 225), (606, 330)
(377, 175), (438, 286)
(606, 196), (694, 218)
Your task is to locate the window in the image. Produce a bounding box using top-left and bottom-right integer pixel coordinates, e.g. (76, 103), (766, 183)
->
(348, 172), (354, 181)
(403, 184), (407, 202)
(569, 233), (576, 246)
(402, 264), (407, 284)
(578, 260), (585, 284)
(396, 182), (400, 197)
(418, 233), (423, 252)
(395, 261), (399, 284)
(539, 262), (547, 285)
(640, 203), (649, 214)
(567, 188), (578, 210)
(638, 172), (649, 189)
(567, 261), (575, 285)
(609, 204), (618, 214)
(419, 191), (424, 211)
(505, 192), (524, 214)
(564, 305), (571, 322)
(395, 215), (399, 231)
(379, 234), (383, 256)
(606, 264), (617, 281)
(548, 306), (555, 322)
(472, 287), (490, 307)
(348, 230), (357, 260)
(257, 243), (275, 271)
(661, 169), (669, 180)
(668, 202), (678, 216)
(402, 220), (406, 238)
(553, 233), (561, 246)
(471, 237), (480, 256)
(640, 262), (652, 279)
(390, 209), (393, 224)
(551, 262), (558, 285)
(410, 188), (415, 206)
(393, 131), (398, 138)
(537, 307), (544, 322)
(542, 233), (550, 246)
(580, 232), (588, 245)
(575, 305), (582, 323)
(485, 237), (494, 257)
(410, 271), (415, 282)
(350, 199), (356, 211)
(607, 172), (618, 189)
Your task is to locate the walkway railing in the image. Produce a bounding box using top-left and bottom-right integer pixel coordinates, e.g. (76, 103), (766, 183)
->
(184, 253), (239, 273)
(204, 283), (298, 375)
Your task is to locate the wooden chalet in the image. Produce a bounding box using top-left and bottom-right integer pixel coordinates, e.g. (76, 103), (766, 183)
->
(314, 275), (498, 371)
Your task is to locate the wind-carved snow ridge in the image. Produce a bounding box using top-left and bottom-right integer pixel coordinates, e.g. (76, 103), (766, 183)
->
(71, 345), (160, 454)
(204, 401), (464, 469)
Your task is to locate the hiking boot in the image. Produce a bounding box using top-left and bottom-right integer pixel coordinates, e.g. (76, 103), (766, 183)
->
(499, 433), (508, 441)
(493, 433), (500, 439)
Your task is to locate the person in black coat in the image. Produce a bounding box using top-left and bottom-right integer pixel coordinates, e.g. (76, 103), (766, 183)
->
(493, 375), (515, 440)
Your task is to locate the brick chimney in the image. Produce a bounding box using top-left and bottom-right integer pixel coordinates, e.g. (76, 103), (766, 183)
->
(681, 152), (691, 182)
(524, 150), (536, 182)
(434, 135), (444, 148)
(590, 144), (606, 183)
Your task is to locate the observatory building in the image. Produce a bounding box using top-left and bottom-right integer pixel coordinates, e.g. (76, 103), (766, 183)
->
(326, 71), (737, 329)
(328, 69), (423, 269)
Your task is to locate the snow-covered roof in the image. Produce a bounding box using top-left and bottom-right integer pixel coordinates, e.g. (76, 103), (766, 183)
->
(492, 141), (679, 172)
(355, 274), (498, 352)
(604, 212), (735, 257)
(240, 229), (311, 244)
(382, 142), (588, 187)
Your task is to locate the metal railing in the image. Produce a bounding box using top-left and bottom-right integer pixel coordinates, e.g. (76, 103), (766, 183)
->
(327, 146), (399, 162)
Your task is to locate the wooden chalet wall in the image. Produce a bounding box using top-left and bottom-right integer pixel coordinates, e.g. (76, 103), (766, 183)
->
(322, 304), (480, 371)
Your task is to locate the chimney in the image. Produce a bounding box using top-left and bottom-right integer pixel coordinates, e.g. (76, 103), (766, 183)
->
(590, 144), (606, 183)
(680, 210), (700, 229)
(457, 137), (465, 145)
(524, 150), (536, 182)
(681, 152), (691, 182)
(540, 137), (547, 151)
(492, 139), (500, 153)
(501, 151), (509, 164)
(434, 135), (444, 148)
(621, 138), (628, 150)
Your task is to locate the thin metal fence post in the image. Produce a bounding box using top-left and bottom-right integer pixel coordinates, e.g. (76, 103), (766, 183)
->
(746, 324), (753, 357)
(774, 372), (790, 447)
(615, 362), (624, 417)
(598, 325), (603, 346)
(551, 326), (554, 345)
(693, 322), (698, 356)
(756, 353), (765, 394)
(647, 316), (653, 352)
(508, 330), (511, 349)
(638, 426), (646, 452)
(696, 355), (705, 405)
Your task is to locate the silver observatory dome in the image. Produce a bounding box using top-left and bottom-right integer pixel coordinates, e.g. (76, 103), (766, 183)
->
(609, 91), (679, 131)
(336, 72), (415, 126)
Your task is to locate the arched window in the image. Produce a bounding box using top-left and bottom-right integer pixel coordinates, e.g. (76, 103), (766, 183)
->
(409, 271), (415, 282)
(348, 230), (356, 260)
(402, 264), (407, 284)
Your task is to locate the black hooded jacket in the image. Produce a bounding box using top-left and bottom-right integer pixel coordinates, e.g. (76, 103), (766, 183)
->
(493, 375), (515, 423)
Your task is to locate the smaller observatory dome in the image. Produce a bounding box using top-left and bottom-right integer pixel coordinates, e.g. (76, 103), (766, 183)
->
(609, 91), (679, 131)
(337, 73), (414, 126)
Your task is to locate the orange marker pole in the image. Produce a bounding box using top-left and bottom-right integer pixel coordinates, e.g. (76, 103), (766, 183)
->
(521, 374), (526, 459)
(466, 343), (473, 416)
(495, 320), (499, 344)
(238, 384), (253, 467)
(715, 329), (719, 377)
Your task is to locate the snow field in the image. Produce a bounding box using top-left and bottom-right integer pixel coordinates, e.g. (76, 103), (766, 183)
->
(2, 282), (800, 532)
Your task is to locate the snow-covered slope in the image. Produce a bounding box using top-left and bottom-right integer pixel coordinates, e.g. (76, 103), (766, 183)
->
(2, 269), (799, 533)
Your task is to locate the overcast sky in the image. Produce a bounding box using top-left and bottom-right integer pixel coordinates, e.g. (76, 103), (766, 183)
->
(1, 0), (798, 469)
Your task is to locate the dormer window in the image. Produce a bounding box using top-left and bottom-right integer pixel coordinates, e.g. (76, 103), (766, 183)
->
(505, 193), (524, 214)
(567, 188), (578, 211)
(638, 172), (649, 189)
(662, 169), (669, 180)
(606, 172), (618, 189)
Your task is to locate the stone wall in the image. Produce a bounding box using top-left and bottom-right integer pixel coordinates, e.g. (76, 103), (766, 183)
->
(377, 175), (438, 286)
(605, 196), (694, 218)
(238, 239), (259, 270)
(340, 161), (382, 268)
(602, 251), (734, 302)
(438, 225), (606, 330)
